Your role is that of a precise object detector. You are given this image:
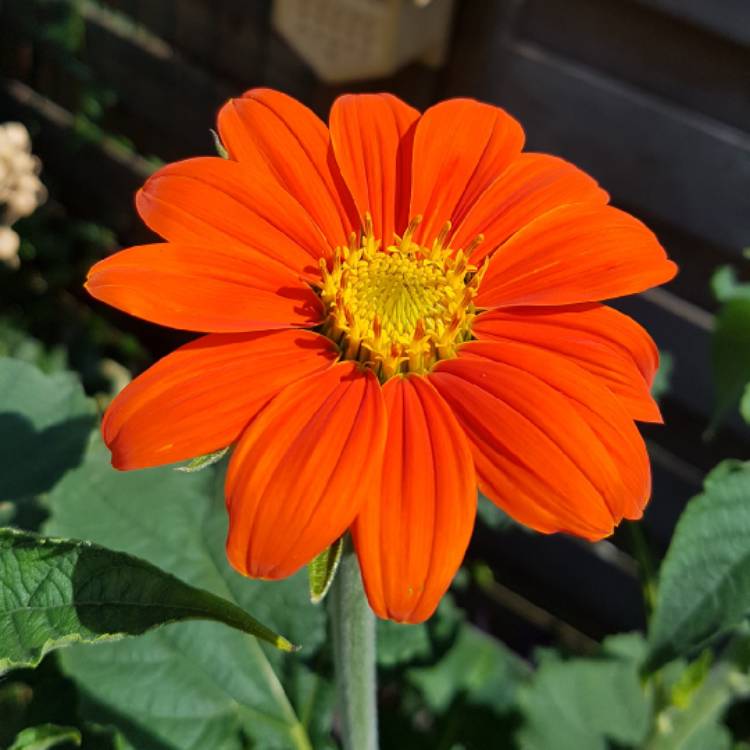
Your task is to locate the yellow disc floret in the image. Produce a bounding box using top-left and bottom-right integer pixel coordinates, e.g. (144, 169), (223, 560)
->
(318, 214), (485, 380)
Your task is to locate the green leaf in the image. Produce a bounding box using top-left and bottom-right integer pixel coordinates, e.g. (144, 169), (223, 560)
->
(711, 298), (750, 429)
(711, 265), (750, 303)
(646, 644), (748, 750)
(517, 635), (651, 750)
(740, 383), (750, 425)
(651, 721), (732, 750)
(0, 322), (67, 374)
(377, 594), (462, 669)
(648, 461), (750, 669)
(377, 622), (527, 750)
(0, 358), (96, 501)
(407, 622), (528, 715)
(175, 447), (229, 473)
(8, 725), (81, 750)
(45, 437), (326, 750)
(669, 650), (712, 709)
(308, 537), (343, 604)
(0, 527), (296, 672)
(652, 351), (674, 401)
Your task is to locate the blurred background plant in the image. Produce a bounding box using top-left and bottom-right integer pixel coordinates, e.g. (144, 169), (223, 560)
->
(0, 121), (47, 268)
(0, 0), (749, 748)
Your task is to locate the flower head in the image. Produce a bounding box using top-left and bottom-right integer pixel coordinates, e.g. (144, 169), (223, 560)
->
(86, 90), (676, 623)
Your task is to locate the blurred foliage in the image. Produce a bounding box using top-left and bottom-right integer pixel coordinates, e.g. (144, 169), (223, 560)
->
(652, 351), (674, 402)
(0, 201), (148, 394)
(2, 0), (148, 158)
(6, 724), (81, 750)
(710, 257), (750, 431)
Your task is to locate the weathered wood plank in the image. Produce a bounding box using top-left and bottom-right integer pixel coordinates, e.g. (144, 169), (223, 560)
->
(470, 523), (645, 639)
(517, 0), (750, 132)
(634, 0), (750, 48)
(99, 0), (269, 86)
(81, 3), (234, 160)
(445, 32), (750, 254)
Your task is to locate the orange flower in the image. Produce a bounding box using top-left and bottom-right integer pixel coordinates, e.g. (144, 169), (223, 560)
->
(86, 90), (677, 623)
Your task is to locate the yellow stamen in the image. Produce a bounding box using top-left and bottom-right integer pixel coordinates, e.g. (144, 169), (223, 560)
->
(318, 217), (484, 380)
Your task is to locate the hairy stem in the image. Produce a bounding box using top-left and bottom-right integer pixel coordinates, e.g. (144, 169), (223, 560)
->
(329, 540), (378, 750)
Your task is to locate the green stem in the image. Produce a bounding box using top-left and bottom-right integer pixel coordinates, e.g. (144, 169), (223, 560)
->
(329, 540), (378, 750)
(628, 521), (658, 619)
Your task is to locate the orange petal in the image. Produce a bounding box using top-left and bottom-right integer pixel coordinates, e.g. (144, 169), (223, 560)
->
(472, 304), (661, 422)
(409, 98), (524, 243)
(476, 204), (677, 308)
(226, 363), (386, 580)
(329, 93), (419, 243)
(103, 330), (339, 470)
(86, 243), (323, 333)
(217, 88), (357, 249)
(430, 341), (651, 539)
(473, 339), (651, 520)
(451, 153), (608, 263)
(460, 340), (651, 522)
(136, 156), (330, 280)
(352, 376), (476, 623)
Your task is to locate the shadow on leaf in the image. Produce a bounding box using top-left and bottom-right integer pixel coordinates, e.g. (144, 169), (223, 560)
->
(0, 413), (96, 500)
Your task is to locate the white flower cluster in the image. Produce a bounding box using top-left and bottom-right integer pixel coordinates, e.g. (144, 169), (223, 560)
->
(0, 122), (47, 268)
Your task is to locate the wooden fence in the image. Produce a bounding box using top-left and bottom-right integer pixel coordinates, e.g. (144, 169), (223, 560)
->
(1, 0), (749, 654)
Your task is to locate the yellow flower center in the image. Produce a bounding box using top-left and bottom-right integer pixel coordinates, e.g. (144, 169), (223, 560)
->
(318, 215), (485, 380)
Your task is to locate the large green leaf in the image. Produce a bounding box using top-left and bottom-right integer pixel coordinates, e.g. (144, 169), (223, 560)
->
(517, 634), (651, 750)
(648, 461), (750, 669)
(0, 358), (96, 501)
(45, 437), (327, 750)
(0, 527), (295, 672)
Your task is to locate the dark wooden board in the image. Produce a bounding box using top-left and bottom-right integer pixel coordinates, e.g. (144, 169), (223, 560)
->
(518, 0), (750, 132)
(98, 0), (269, 86)
(445, 35), (750, 254)
(634, 0), (750, 48)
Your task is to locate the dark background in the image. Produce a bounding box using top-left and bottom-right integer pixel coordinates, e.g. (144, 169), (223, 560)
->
(1, 0), (749, 655)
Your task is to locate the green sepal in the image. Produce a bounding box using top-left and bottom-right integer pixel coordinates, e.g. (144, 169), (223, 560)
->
(176, 447), (229, 473)
(308, 536), (344, 604)
(210, 129), (229, 159)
